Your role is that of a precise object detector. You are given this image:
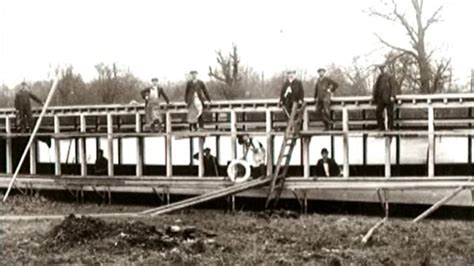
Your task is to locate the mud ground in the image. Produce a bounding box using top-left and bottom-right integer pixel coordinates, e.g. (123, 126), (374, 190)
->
(1, 195), (473, 265)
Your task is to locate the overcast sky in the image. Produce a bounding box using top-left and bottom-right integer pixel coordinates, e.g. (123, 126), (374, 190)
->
(0, 0), (472, 87)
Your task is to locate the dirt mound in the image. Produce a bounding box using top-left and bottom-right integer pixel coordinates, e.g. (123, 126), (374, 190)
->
(42, 214), (218, 253)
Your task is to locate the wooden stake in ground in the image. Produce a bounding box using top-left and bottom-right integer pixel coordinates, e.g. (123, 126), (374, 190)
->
(361, 217), (388, 245)
(412, 186), (464, 223)
(3, 76), (60, 202)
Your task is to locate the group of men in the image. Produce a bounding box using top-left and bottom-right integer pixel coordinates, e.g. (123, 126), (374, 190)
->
(141, 70), (211, 132)
(279, 65), (398, 131)
(140, 65), (398, 133)
(13, 65), (398, 178)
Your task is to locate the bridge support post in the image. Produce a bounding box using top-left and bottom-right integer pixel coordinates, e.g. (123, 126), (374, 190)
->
(428, 106), (435, 178)
(166, 112), (172, 177)
(342, 108), (349, 178)
(107, 113), (114, 177)
(135, 113), (143, 177)
(30, 140), (37, 175)
(79, 114), (87, 176)
(5, 117), (12, 174)
(384, 136), (391, 178)
(302, 108), (310, 178)
(54, 116), (61, 176)
(198, 137), (204, 177)
(265, 110), (273, 176)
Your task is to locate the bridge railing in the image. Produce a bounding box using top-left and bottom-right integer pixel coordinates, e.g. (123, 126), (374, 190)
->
(0, 93), (473, 180)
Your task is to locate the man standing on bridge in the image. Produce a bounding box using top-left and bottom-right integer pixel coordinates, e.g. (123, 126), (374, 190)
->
(185, 71), (211, 131)
(314, 68), (338, 130)
(279, 70), (304, 118)
(373, 65), (399, 130)
(141, 78), (170, 132)
(14, 82), (43, 132)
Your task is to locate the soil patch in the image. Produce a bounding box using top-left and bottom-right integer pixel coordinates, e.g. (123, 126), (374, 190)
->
(42, 214), (218, 254)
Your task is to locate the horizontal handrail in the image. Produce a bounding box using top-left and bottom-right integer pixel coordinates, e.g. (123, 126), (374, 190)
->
(0, 93), (473, 117)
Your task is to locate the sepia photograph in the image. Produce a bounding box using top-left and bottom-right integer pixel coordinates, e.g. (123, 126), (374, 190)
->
(0, 0), (473, 265)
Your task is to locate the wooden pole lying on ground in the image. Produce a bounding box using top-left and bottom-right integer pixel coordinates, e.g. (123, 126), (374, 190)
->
(3, 76), (59, 202)
(412, 186), (465, 223)
(361, 217), (388, 245)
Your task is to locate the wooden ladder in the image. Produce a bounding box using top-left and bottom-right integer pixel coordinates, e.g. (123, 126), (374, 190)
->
(265, 103), (306, 209)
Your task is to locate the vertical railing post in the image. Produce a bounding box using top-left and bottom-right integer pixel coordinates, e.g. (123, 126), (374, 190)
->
(428, 106), (435, 178)
(54, 116), (61, 176)
(230, 111), (237, 160)
(342, 108), (349, 178)
(165, 112), (172, 177)
(302, 108), (310, 178)
(198, 137), (204, 177)
(30, 139), (37, 175)
(135, 113), (143, 178)
(5, 117), (12, 174)
(107, 113), (114, 177)
(79, 114), (87, 176)
(265, 109), (273, 176)
(384, 136), (391, 178)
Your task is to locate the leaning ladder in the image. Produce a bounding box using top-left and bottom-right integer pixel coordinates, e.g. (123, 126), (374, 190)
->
(265, 103), (306, 209)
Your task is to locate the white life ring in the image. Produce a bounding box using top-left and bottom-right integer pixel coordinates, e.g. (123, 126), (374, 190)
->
(227, 159), (251, 183)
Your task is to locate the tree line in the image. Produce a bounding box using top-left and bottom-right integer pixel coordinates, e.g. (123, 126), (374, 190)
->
(0, 0), (466, 108)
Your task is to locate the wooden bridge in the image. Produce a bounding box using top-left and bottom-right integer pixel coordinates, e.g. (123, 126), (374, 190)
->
(0, 94), (474, 209)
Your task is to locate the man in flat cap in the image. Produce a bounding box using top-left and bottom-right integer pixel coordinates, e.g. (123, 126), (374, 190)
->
(184, 71), (211, 131)
(373, 65), (399, 130)
(14, 82), (43, 132)
(141, 77), (170, 132)
(314, 68), (338, 130)
(279, 70), (304, 118)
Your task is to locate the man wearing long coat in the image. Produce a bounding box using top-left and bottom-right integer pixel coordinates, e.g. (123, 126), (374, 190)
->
(141, 78), (170, 132)
(14, 82), (43, 132)
(314, 68), (338, 130)
(184, 71), (211, 131)
(279, 70), (304, 117)
(373, 65), (399, 130)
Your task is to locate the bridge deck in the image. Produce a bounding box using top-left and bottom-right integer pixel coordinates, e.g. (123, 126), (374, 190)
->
(0, 95), (473, 207)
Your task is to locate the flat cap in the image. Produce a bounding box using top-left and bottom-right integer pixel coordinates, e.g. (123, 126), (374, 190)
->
(317, 68), (326, 73)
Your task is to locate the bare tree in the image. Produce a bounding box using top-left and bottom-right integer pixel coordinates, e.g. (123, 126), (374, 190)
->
(370, 0), (447, 93)
(56, 66), (87, 105)
(208, 44), (242, 99)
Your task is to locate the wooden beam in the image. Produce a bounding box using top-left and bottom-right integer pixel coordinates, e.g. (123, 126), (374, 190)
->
(165, 112), (172, 177)
(79, 114), (87, 176)
(265, 109), (273, 176)
(428, 106), (435, 178)
(5, 117), (12, 174)
(106, 113), (114, 177)
(135, 113), (143, 178)
(29, 140), (37, 175)
(412, 186), (464, 223)
(54, 116), (61, 176)
(361, 217), (388, 245)
(230, 111), (237, 159)
(385, 136), (391, 178)
(198, 137), (204, 178)
(302, 109), (310, 178)
(342, 108), (349, 178)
